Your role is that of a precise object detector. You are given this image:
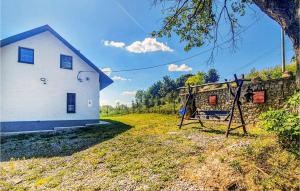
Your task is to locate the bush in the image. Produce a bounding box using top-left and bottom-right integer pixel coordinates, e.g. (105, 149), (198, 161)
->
(147, 103), (181, 114)
(259, 91), (300, 151)
(259, 109), (299, 140)
(246, 62), (296, 80)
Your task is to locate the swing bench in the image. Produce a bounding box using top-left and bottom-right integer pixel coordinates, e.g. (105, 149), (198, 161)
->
(179, 108), (230, 127)
(197, 109), (229, 120)
(178, 74), (250, 137)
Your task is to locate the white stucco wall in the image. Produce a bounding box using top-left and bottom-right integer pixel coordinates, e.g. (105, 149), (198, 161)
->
(0, 31), (100, 122)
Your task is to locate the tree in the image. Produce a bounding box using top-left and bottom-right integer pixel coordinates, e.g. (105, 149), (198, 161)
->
(100, 105), (113, 116)
(135, 90), (144, 105)
(153, 0), (300, 87)
(175, 74), (194, 88)
(204, 68), (220, 83)
(159, 75), (176, 97)
(185, 72), (205, 86)
(148, 81), (163, 98)
(131, 100), (135, 113)
(143, 92), (151, 112)
(247, 68), (260, 79)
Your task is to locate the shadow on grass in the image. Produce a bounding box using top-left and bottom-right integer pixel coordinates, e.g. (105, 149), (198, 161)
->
(0, 119), (131, 162)
(191, 125), (258, 138)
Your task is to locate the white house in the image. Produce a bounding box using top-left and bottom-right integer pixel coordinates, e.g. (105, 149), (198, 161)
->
(0, 25), (113, 132)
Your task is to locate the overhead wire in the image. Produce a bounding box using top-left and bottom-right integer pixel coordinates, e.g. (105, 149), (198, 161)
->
(111, 16), (261, 73)
(224, 47), (294, 79)
(223, 45), (281, 78)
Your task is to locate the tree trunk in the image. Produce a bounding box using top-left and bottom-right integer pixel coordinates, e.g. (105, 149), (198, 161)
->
(253, 0), (300, 88)
(296, 47), (300, 88)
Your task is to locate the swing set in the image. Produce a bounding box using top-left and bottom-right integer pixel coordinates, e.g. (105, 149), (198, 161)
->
(178, 74), (251, 137)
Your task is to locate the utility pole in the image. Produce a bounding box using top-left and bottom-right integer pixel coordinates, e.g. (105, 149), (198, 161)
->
(281, 27), (286, 72)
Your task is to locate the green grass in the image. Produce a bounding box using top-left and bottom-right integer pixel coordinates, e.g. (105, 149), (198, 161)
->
(0, 114), (299, 190)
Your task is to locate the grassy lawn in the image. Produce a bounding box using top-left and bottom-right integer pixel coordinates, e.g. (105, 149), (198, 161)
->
(0, 114), (299, 190)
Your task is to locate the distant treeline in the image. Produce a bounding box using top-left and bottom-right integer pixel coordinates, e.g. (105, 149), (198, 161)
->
(100, 69), (219, 116)
(100, 61), (296, 117)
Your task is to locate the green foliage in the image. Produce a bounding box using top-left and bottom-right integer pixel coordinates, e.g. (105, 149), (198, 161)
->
(101, 102), (181, 116)
(153, 0), (249, 51)
(259, 109), (300, 139)
(197, 154), (206, 163)
(229, 160), (242, 173)
(135, 90), (145, 105)
(103, 69), (221, 116)
(148, 103), (181, 114)
(100, 104), (131, 116)
(204, 68), (220, 83)
(259, 91), (300, 149)
(175, 74), (194, 87)
(246, 62), (297, 80)
(149, 81), (163, 98)
(287, 90), (300, 106)
(185, 72), (205, 86)
(131, 74), (190, 115)
(159, 76), (177, 98)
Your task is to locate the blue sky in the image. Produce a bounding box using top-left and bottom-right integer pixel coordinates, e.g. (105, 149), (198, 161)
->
(1, 0), (294, 106)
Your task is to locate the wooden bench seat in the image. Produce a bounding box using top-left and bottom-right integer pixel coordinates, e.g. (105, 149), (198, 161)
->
(195, 109), (229, 120)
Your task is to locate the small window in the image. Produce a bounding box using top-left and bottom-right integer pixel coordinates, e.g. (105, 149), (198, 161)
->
(67, 93), (76, 113)
(18, 47), (34, 64)
(60, 54), (73, 70)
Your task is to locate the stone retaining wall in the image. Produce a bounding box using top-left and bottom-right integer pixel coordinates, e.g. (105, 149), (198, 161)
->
(179, 78), (297, 124)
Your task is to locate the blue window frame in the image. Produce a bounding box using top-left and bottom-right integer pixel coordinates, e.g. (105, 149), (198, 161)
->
(18, 47), (34, 64)
(60, 54), (73, 70)
(67, 93), (76, 113)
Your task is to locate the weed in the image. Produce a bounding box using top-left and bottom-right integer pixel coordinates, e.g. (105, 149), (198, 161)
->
(197, 154), (206, 163)
(35, 176), (53, 187)
(229, 160), (243, 173)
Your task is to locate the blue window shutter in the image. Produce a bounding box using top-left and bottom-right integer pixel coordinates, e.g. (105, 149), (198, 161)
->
(67, 93), (76, 113)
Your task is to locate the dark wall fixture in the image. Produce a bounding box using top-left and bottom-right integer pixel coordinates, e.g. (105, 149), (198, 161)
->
(77, 71), (95, 82)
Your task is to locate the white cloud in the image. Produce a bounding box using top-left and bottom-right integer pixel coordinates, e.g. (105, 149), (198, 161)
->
(103, 38), (173, 54)
(101, 69), (130, 81)
(101, 67), (112, 76)
(122, 91), (136, 96)
(168, 64), (192, 72)
(100, 98), (109, 106)
(103, 40), (125, 48)
(112, 76), (129, 81)
(126, 38), (173, 53)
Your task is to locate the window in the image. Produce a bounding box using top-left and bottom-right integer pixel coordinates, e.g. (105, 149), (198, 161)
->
(67, 93), (76, 113)
(18, 47), (34, 64)
(60, 54), (73, 69)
